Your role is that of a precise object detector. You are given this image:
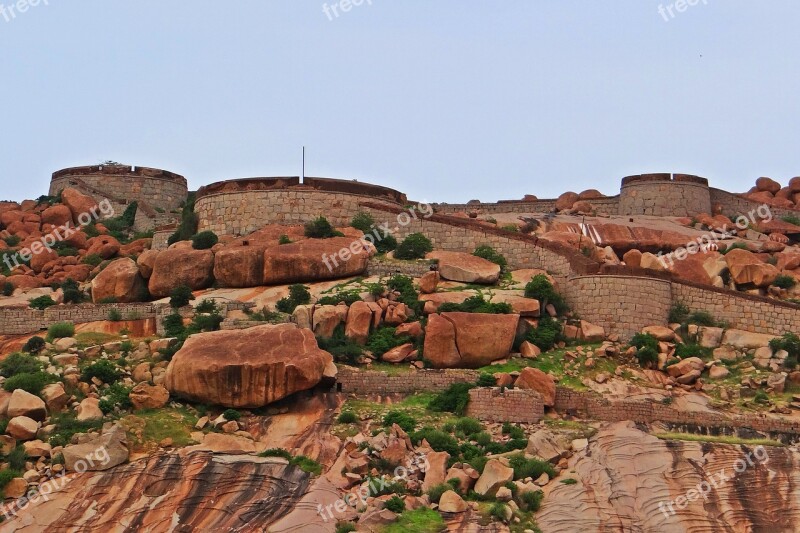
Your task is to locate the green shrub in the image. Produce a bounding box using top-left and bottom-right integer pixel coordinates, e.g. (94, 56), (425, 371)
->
(636, 346), (659, 368)
(489, 502), (508, 521)
(560, 478), (578, 485)
(99, 383), (132, 414)
(455, 417), (483, 436)
(0, 468), (22, 498)
(2, 282), (13, 296)
(687, 311), (717, 327)
(722, 242), (748, 254)
(351, 211), (376, 233)
(675, 343), (711, 359)
(162, 313), (186, 337)
(6, 446), (26, 472)
(278, 234), (292, 245)
(316, 325), (364, 365)
(3, 371), (56, 394)
(195, 299), (219, 314)
(438, 294), (513, 314)
(773, 275), (797, 289)
(473, 245), (507, 270)
(474, 432), (492, 447)
(476, 373), (496, 387)
(317, 290), (362, 306)
(52, 243), (79, 257)
(770, 333), (800, 369)
(21, 336), (45, 354)
(383, 410), (417, 432)
(46, 322), (74, 341)
(0, 353), (42, 377)
(3, 235), (21, 247)
(428, 382), (475, 415)
(394, 233), (433, 260)
(81, 360), (121, 384)
(508, 453), (556, 481)
(374, 234), (398, 254)
(426, 483), (451, 504)
(754, 390), (770, 404)
(304, 216), (340, 239)
(29, 295), (56, 310)
(524, 275), (568, 314)
(276, 284), (311, 314)
(337, 411), (358, 424)
(629, 332), (659, 351)
(61, 278), (86, 304)
(259, 448), (293, 460)
(782, 215), (800, 226)
(367, 327), (411, 357)
(167, 195), (199, 245)
(526, 316), (563, 352)
(385, 495), (406, 513)
(387, 275), (422, 315)
(108, 309), (122, 322)
(668, 302), (690, 324)
(290, 455), (323, 475)
(223, 409), (242, 421)
(518, 490), (544, 512)
(82, 254), (103, 267)
(48, 414), (104, 447)
(410, 427), (460, 455)
(335, 523), (357, 533)
(169, 285), (195, 308)
(191, 230), (219, 250)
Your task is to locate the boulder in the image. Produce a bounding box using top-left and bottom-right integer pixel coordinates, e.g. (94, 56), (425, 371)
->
(86, 235), (121, 260)
(439, 491), (468, 513)
(708, 365), (730, 380)
(262, 238), (371, 285)
(515, 367), (555, 406)
(555, 192), (580, 211)
(30, 247), (59, 274)
(61, 188), (99, 224)
(666, 357), (705, 378)
(526, 429), (569, 462)
(721, 329), (777, 350)
(767, 373), (787, 394)
(41, 382), (70, 413)
(344, 301), (373, 345)
(642, 326), (675, 342)
(418, 271), (440, 294)
(580, 320), (605, 342)
(313, 305), (344, 338)
(148, 248), (215, 298)
(427, 251), (501, 284)
(77, 398), (104, 421)
(7, 389), (47, 421)
(422, 450), (450, 493)
(520, 341), (541, 359)
(63, 424), (128, 472)
(41, 205), (73, 227)
(213, 246), (266, 288)
(474, 459), (514, 497)
(382, 343), (415, 364)
(698, 326), (724, 348)
(423, 313), (518, 368)
(129, 383), (170, 410)
(724, 248), (779, 287)
(136, 249), (160, 279)
(91, 258), (147, 303)
(622, 249), (643, 268)
(7, 416), (39, 440)
(756, 177), (782, 194)
(164, 324), (333, 408)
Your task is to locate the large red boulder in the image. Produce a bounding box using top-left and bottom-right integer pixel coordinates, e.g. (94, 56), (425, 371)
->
(555, 192), (580, 211)
(164, 324), (334, 408)
(91, 258), (148, 303)
(427, 252), (500, 284)
(86, 235), (121, 260)
(148, 248), (214, 298)
(213, 246), (266, 288)
(423, 312), (519, 368)
(262, 238), (371, 285)
(724, 248), (779, 287)
(40, 205), (73, 227)
(515, 367), (556, 407)
(61, 188), (99, 224)
(756, 177), (781, 194)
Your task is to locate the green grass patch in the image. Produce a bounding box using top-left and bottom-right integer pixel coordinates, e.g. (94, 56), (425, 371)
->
(654, 432), (784, 447)
(382, 508), (445, 533)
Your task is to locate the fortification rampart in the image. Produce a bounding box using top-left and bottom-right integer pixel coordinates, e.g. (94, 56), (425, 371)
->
(619, 173), (711, 216)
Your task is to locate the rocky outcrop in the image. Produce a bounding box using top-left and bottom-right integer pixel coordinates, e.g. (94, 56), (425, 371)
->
(61, 188), (99, 224)
(423, 312), (518, 368)
(213, 246), (266, 288)
(91, 258), (147, 303)
(427, 252), (501, 284)
(164, 324), (334, 408)
(263, 238), (372, 285)
(148, 248), (215, 298)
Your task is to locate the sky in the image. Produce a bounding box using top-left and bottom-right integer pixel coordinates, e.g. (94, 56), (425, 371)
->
(1, 1), (799, 204)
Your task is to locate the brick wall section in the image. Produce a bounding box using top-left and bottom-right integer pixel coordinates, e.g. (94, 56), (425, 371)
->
(433, 197), (620, 216)
(709, 188), (800, 219)
(0, 301), (251, 336)
(554, 388), (800, 436)
(466, 388), (544, 424)
(336, 367), (479, 394)
(619, 176), (711, 217)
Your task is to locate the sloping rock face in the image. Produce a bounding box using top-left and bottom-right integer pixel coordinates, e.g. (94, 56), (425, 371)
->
(427, 251), (501, 284)
(423, 312), (519, 368)
(2, 451), (314, 532)
(91, 258), (147, 303)
(263, 238), (371, 285)
(537, 422), (800, 532)
(164, 324), (333, 408)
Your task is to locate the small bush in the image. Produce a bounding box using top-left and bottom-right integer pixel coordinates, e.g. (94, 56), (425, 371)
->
(81, 360), (121, 384)
(351, 211), (376, 233)
(473, 245), (507, 270)
(428, 382), (475, 415)
(782, 215), (800, 226)
(675, 343), (711, 359)
(526, 316), (563, 352)
(82, 254), (103, 267)
(438, 294), (513, 314)
(335, 523), (357, 533)
(162, 313), (186, 338)
(0, 353), (42, 377)
(476, 373), (496, 387)
(773, 275), (797, 290)
(411, 427), (460, 455)
(6, 446), (26, 471)
(29, 295), (56, 310)
(455, 417), (483, 436)
(383, 410), (417, 432)
(304, 216), (340, 239)
(629, 332), (659, 351)
(61, 278), (85, 304)
(276, 284), (311, 314)
(524, 275), (568, 314)
(222, 409), (242, 421)
(2, 282), (13, 296)
(291, 455), (323, 475)
(367, 327), (411, 357)
(754, 390), (770, 404)
(169, 285), (195, 309)
(99, 383), (132, 414)
(489, 502), (508, 521)
(426, 484), (451, 504)
(259, 448), (293, 460)
(374, 234), (398, 254)
(508, 453), (556, 481)
(317, 290), (362, 306)
(687, 310), (717, 327)
(668, 302), (690, 324)
(770, 333), (800, 369)
(337, 411), (358, 424)
(3, 371), (56, 394)
(722, 242), (749, 254)
(108, 309), (122, 322)
(195, 299), (219, 314)
(22, 336), (46, 354)
(192, 230), (219, 250)
(394, 233), (433, 260)
(518, 490), (544, 512)
(3, 235), (21, 247)
(636, 346), (659, 368)
(46, 322), (74, 341)
(278, 234), (292, 245)
(384, 495), (406, 513)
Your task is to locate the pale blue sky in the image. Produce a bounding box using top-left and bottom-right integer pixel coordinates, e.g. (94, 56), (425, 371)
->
(1, 1), (798, 203)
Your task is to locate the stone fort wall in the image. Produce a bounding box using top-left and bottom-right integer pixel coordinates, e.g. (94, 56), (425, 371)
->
(193, 177), (406, 236)
(618, 173), (712, 217)
(50, 165), (188, 213)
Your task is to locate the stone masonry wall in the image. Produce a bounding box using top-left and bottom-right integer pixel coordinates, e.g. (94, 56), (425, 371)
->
(709, 188), (800, 220)
(194, 190), (399, 237)
(336, 367), (479, 394)
(434, 197), (621, 216)
(466, 388), (544, 424)
(619, 177), (711, 217)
